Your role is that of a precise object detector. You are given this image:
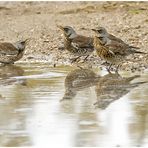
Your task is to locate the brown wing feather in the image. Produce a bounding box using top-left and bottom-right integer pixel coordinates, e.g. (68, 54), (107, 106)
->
(109, 34), (125, 43)
(109, 34), (140, 49)
(105, 40), (129, 56)
(72, 35), (93, 48)
(0, 42), (19, 55)
(106, 40), (143, 56)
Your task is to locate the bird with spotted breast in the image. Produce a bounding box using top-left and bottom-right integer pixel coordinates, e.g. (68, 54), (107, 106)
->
(0, 39), (29, 65)
(57, 25), (94, 63)
(94, 72), (146, 109)
(92, 29), (146, 72)
(61, 67), (100, 101)
(92, 26), (140, 49)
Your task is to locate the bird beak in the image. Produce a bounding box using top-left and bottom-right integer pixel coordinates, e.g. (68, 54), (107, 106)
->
(91, 29), (97, 32)
(24, 38), (30, 44)
(57, 25), (64, 31)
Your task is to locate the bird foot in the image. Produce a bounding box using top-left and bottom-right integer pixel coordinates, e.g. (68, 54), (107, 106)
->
(77, 65), (84, 69)
(106, 66), (112, 73)
(70, 58), (77, 63)
(107, 69), (112, 73)
(70, 57), (81, 63)
(101, 61), (109, 66)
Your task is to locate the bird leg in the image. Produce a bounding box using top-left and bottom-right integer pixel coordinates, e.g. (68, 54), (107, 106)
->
(79, 55), (89, 63)
(77, 65), (84, 69)
(83, 55), (89, 62)
(107, 63), (112, 72)
(115, 70), (120, 77)
(70, 56), (81, 63)
(115, 64), (121, 72)
(101, 61), (109, 66)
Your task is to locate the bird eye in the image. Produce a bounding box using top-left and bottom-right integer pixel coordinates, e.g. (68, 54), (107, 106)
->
(21, 41), (26, 44)
(64, 28), (69, 32)
(98, 37), (103, 40)
(98, 30), (103, 33)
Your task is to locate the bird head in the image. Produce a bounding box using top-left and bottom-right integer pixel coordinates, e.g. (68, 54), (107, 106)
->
(92, 27), (108, 37)
(14, 39), (30, 51)
(96, 36), (108, 45)
(57, 25), (77, 39)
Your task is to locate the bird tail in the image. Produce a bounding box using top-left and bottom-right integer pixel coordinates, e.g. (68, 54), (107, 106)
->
(130, 81), (148, 88)
(127, 75), (148, 85)
(129, 45), (140, 49)
(126, 75), (140, 82)
(130, 48), (147, 54)
(134, 50), (147, 54)
(129, 45), (147, 54)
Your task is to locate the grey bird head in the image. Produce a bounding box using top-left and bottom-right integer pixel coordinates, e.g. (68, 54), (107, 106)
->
(92, 27), (108, 37)
(13, 39), (29, 51)
(97, 36), (108, 45)
(57, 25), (77, 39)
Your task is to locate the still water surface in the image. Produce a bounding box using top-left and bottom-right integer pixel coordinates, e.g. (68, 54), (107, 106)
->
(0, 63), (148, 147)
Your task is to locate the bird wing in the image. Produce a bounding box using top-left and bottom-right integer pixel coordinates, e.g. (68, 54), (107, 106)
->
(109, 34), (125, 44)
(72, 35), (93, 49)
(109, 34), (140, 49)
(105, 40), (128, 56)
(0, 42), (19, 56)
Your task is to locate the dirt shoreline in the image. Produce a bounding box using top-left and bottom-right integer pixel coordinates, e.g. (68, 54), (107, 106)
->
(0, 2), (148, 72)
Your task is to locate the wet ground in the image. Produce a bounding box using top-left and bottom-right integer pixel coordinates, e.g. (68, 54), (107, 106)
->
(0, 63), (148, 147)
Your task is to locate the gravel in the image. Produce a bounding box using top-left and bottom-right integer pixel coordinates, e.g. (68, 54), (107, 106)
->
(0, 1), (147, 72)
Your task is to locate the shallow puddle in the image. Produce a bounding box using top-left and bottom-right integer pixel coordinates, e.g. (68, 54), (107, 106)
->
(0, 63), (148, 147)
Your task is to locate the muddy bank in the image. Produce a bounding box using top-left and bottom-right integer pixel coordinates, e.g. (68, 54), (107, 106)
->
(0, 1), (148, 72)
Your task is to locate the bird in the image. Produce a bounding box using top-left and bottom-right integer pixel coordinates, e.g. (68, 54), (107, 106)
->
(94, 72), (146, 109)
(61, 67), (100, 101)
(0, 39), (29, 65)
(91, 26), (140, 49)
(92, 28), (146, 72)
(0, 64), (26, 86)
(57, 25), (94, 63)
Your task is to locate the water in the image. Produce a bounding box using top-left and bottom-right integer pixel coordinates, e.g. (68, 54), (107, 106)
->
(0, 63), (148, 147)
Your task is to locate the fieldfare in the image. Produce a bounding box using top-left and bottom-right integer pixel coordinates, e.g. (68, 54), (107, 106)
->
(92, 28), (146, 71)
(57, 25), (94, 63)
(0, 64), (26, 86)
(92, 26), (140, 49)
(61, 67), (100, 101)
(0, 39), (29, 65)
(94, 72), (145, 109)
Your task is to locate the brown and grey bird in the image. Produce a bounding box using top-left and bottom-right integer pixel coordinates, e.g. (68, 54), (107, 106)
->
(0, 39), (28, 65)
(61, 67), (100, 101)
(57, 25), (94, 63)
(0, 64), (26, 86)
(92, 29), (146, 72)
(94, 72), (146, 109)
(92, 27), (140, 49)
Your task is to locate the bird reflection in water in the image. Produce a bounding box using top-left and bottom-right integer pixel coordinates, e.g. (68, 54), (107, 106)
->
(62, 67), (100, 101)
(0, 64), (26, 86)
(94, 72), (146, 109)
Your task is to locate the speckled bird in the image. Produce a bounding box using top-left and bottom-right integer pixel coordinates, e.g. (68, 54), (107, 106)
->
(94, 72), (145, 109)
(92, 27), (140, 49)
(58, 25), (94, 63)
(0, 39), (28, 65)
(92, 28), (146, 71)
(62, 67), (100, 101)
